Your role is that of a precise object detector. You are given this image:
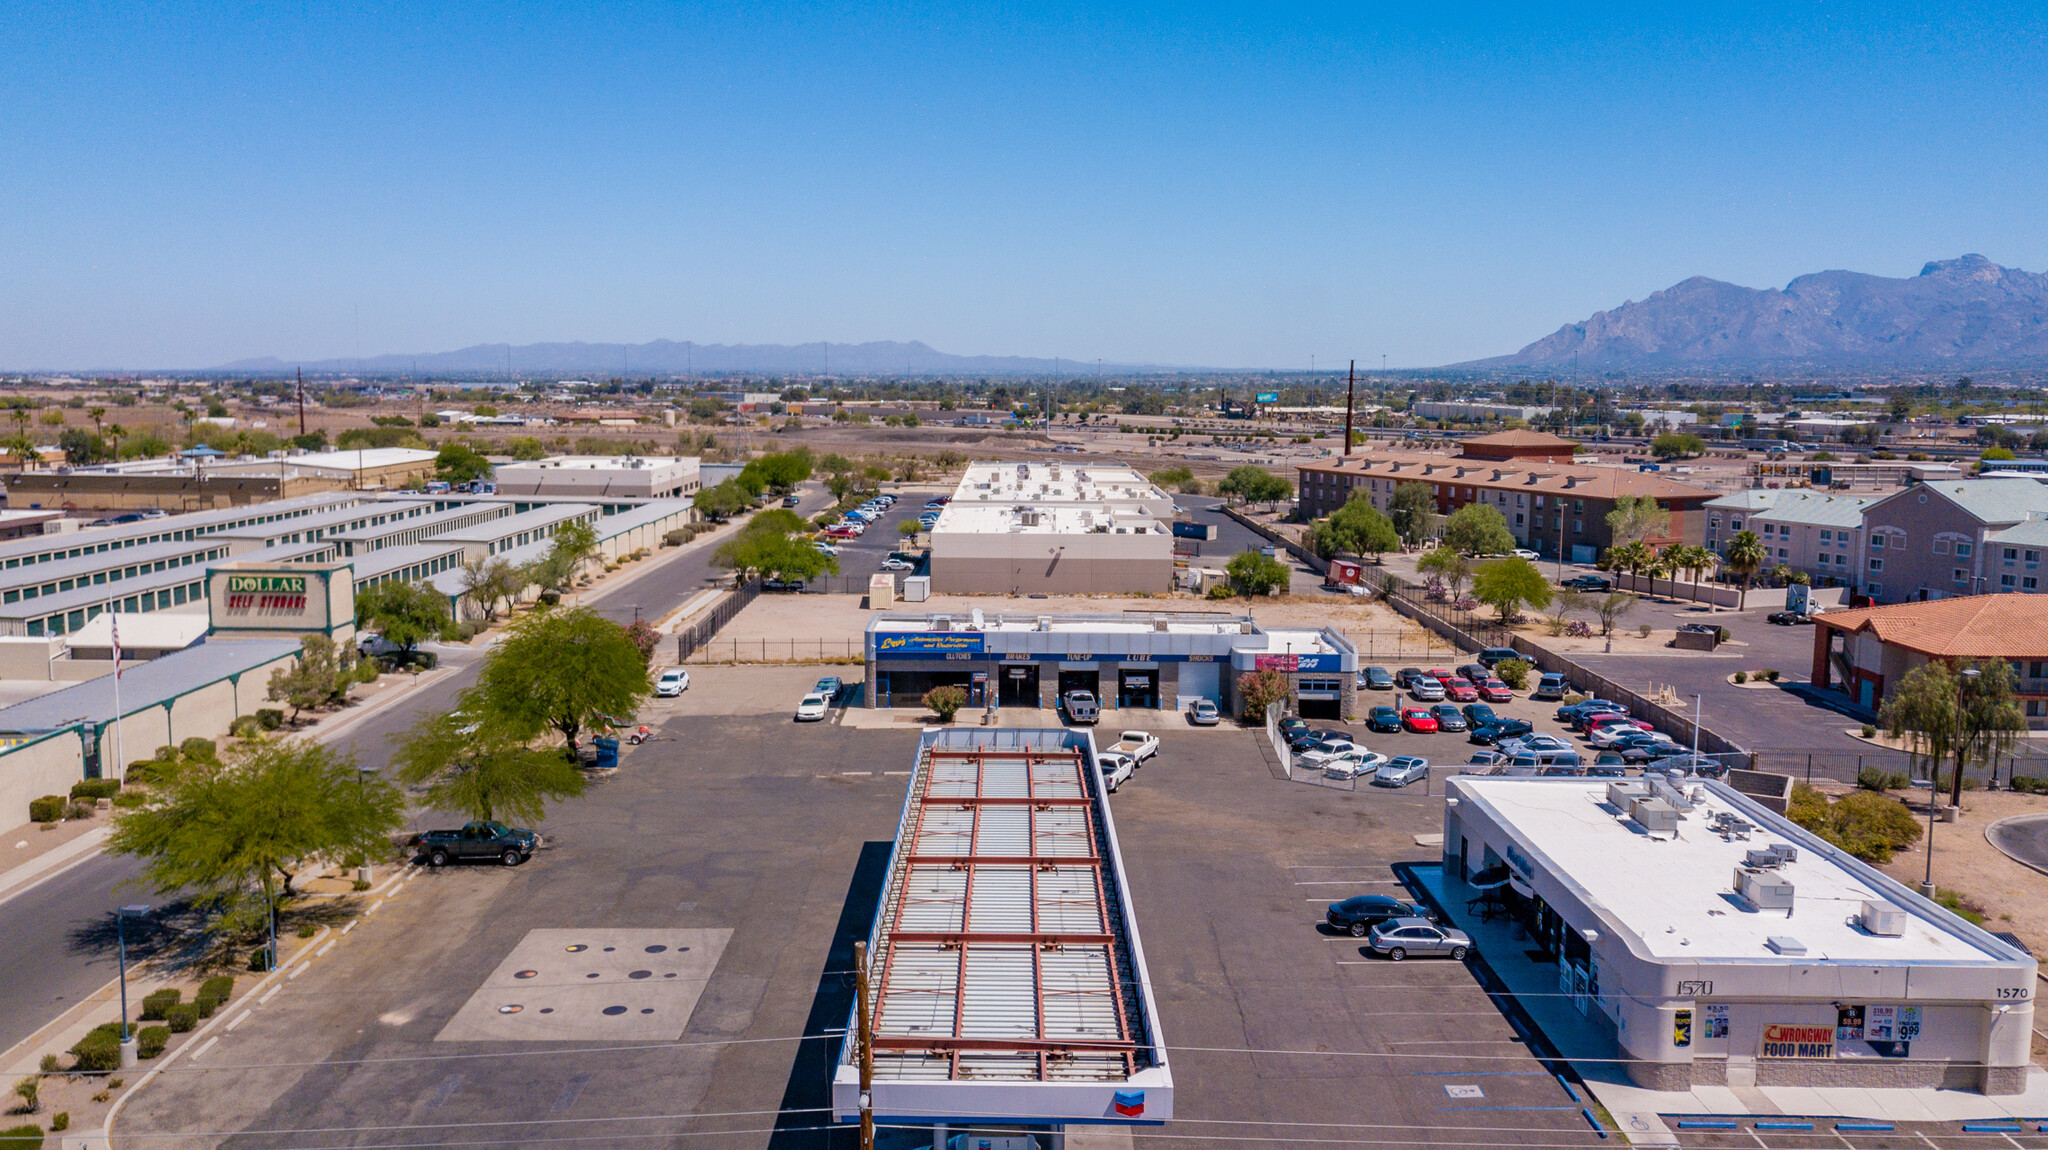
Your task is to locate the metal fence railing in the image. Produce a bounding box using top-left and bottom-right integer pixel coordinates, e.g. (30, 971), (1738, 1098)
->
(1750, 748), (2048, 789)
(685, 636), (866, 664)
(675, 579), (760, 662)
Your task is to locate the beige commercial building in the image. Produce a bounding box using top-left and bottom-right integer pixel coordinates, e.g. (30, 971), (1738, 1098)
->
(927, 461), (1176, 594)
(490, 455), (701, 501)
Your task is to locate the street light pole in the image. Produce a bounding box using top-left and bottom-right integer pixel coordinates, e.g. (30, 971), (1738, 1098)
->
(117, 904), (151, 1067)
(1923, 666), (1979, 898)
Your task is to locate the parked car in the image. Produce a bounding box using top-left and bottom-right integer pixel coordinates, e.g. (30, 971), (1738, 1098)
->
(1456, 663), (1492, 684)
(812, 541), (840, 556)
(1372, 756), (1430, 788)
(1467, 748), (1511, 766)
(1289, 727), (1347, 753)
(1408, 678), (1446, 702)
(1278, 716), (1311, 739)
(1299, 738), (1365, 767)
(1562, 575), (1612, 592)
(1395, 667), (1427, 690)
(763, 578), (806, 592)
(795, 694), (830, 721)
(1768, 611), (1815, 625)
(1062, 690), (1100, 724)
(1429, 704), (1468, 732)
(1586, 715), (1655, 742)
(1556, 699), (1626, 725)
(1097, 752), (1138, 793)
(1469, 718), (1534, 745)
(655, 668), (690, 697)
(1441, 678), (1478, 703)
(1460, 703), (1499, 728)
(1367, 917), (1472, 961)
(1593, 751), (1627, 767)
(1108, 730), (1159, 765)
(420, 821), (540, 867)
(1401, 708), (1439, 733)
(1499, 734), (1573, 755)
(1361, 665), (1395, 690)
(782, 494), (803, 507)
(356, 631), (403, 658)
(814, 676), (844, 701)
(1188, 699), (1220, 726)
(1477, 678), (1514, 703)
(1326, 894), (1434, 937)
(1510, 549), (1539, 561)
(1477, 647), (1522, 668)
(1532, 672), (1570, 700)
(1367, 706), (1403, 733)
(880, 558), (915, 572)
(1322, 750), (1389, 780)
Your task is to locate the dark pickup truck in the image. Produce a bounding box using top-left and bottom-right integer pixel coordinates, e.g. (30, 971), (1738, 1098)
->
(419, 821), (540, 867)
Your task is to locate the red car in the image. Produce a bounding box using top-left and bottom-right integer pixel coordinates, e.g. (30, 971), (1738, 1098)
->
(1401, 708), (1440, 733)
(1441, 677), (1478, 703)
(1426, 668), (1458, 683)
(1586, 713), (1653, 735)
(1478, 679), (1514, 703)
(824, 527), (859, 540)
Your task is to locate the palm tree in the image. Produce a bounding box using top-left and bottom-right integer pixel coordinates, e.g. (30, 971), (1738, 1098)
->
(86, 406), (106, 437)
(1725, 530), (1768, 613)
(1606, 541), (1653, 593)
(1682, 544), (1720, 610)
(105, 423), (127, 459)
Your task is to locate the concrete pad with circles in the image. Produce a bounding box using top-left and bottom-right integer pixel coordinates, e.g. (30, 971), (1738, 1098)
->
(436, 928), (733, 1042)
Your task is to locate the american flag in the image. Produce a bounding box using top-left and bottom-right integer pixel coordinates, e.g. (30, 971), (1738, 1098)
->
(110, 612), (122, 677)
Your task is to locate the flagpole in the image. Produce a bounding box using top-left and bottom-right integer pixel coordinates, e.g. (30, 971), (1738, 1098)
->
(109, 605), (125, 783)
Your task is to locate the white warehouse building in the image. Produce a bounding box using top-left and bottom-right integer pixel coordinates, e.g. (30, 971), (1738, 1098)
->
(928, 462), (1177, 594)
(490, 455), (702, 501)
(1438, 776), (2035, 1094)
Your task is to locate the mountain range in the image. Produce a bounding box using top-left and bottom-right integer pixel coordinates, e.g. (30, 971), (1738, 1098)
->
(219, 340), (1181, 377)
(1469, 255), (2048, 370)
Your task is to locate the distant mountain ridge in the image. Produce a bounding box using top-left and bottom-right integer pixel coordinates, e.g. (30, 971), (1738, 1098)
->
(219, 339), (1185, 376)
(1468, 255), (2048, 369)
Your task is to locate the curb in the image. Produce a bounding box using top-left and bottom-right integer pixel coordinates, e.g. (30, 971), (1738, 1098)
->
(1985, 814), (2048, 879)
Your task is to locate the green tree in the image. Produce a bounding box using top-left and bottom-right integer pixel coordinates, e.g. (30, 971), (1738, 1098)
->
(692, 479), (751, 522)
(435, 443), (493, 483)
(1376, 476), (1441, 544)
(109, 738), (403, 956)
(1471, 557), (1552, 623)
(1606, 495), (1671, 551)
(528, 521), (601, 594)
(1650, 432), (1705, 459)
(1416, 547), (1472, 596)
(1313, 494), (1400, 564)
(1225, 549), (1291, 597)
(1215, 466), (1292, 503)
(355, 580), (450, 655)
(742, 448), (814, 492)
(1593, 591), (1638, 643)
(1441, 503), (1515, 556)
(472, 607), (653, 752)
(458, 556), (529, 623)
(505, 436), (548, 461)
(1723, 530), (1768, 612)
(56, 428), (112, 465)
(1236, 669), (1289, 724)
(712, 508), (840, 585)
(1603, 539), (1654, 588)
(391, 706), (585, 825)
(922, 685), (968, 723)
(335, 426), (427, 450)
(1883, 659), (2027, 809)
(265, 634), (343, 722)
(1148, 466), (1194, 488)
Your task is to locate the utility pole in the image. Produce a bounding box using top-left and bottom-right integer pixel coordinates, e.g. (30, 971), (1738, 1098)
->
(854, 940), (875, 1150)
(1343, 360), (1356, 456)
(296, 367), (306, 437)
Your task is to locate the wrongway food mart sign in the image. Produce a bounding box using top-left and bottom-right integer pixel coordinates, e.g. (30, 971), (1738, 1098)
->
(1760, 1024), (1835, 1058)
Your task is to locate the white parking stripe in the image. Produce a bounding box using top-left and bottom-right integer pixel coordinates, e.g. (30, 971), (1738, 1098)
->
(224, 1009), (252, 1032)
(188, 1036), (219, 1061)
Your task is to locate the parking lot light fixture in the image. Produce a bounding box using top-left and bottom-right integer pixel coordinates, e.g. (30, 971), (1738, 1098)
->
(117, 903), (151, 1065)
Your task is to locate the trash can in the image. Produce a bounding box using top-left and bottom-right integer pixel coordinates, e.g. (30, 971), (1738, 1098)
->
(593, 737), (620, 771)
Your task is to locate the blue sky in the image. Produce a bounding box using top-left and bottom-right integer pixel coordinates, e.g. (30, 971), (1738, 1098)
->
(3, 2), (2044, 371)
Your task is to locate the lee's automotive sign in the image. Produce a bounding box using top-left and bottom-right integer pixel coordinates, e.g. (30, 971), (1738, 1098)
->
(1760, 1023), (1835, 1058)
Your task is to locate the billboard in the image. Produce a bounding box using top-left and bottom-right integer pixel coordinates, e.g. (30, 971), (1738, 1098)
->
(875, 632), (986, 656)
(1255, 392), (1279, 404)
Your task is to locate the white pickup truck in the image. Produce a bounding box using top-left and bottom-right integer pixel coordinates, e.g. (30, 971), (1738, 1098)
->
(1096, 752), (1138, 794)
(1106, 730), (1159, 765)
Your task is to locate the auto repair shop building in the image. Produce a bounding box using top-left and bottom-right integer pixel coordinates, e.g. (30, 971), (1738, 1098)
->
(863, 610), (1358, 719)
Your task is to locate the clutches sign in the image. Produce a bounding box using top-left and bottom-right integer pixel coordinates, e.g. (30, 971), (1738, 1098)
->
(875, 632), (985, 656)
(1760, 1024), (1835, 1058)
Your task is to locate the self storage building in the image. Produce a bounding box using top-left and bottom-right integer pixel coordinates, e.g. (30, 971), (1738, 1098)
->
(1438, 776), (2035, 1093)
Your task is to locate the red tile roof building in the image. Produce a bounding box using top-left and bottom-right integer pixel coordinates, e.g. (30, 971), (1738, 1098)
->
(1811, 594), (2048, 725)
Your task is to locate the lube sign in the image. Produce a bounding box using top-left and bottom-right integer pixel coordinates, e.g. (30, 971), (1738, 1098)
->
(224, 574), (310, 615)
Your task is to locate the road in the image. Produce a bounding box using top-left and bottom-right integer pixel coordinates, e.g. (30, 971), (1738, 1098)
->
(0, 486), (830, 1057)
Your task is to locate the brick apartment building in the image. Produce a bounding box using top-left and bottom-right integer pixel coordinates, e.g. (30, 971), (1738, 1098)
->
(1296, 430), (1719, 563)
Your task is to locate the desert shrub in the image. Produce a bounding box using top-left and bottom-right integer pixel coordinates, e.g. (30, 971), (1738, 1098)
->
(139, 989), (180, 1021)
(1562, 692), (1587, 705)
(296, 923), (317, 939)
(198, 976), (235, 1005)
(34, 1059), (53, 1077)
(136, 1026), (169, 1059)
(1715, 626), (1731, 643)
(112, 791), (147, 809)
(69, 1024), (121, 1072)
(1733, 671), (1747, 684)
(69, 779), (120, 801)
(165, 1003), (200, 1033)
(64, 802), (93, 821)
(1934, 771), (1981, 792)
(1856, 767), (1910, 792)
(178, 737), (217, 762)
(1860, 724), (1877, 738)
(256, 708), (284, 730)
(1205, 584), (1233, 599)
(663, 529), (687, 547)
(27, 796), (64, 824)
(48, 1113), (68, 1132)
(11, 1078), (35, 1114)
(1763, 668), (1781, 682)
(229, 716), (264, 738)
(2009, 775), (2048, 794)
(922, 685), (967, 723)
(0, 1124), (42, 1148)
(1494, 659), (1531, 690)
(250, 947), (274, 972)
(1565, 620), (1591, 637)
(1637, 623), (1653, 637)
(1934, 887), (1988, 926)
(1787, 784), (1922, 863)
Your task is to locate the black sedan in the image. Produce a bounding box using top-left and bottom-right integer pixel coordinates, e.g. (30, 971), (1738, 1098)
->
(1469, 718), (1535, 745)
(1326, 895), (1434, 938)
(1288, 727), (1349, 753)
(1366, 706), (1403, 733)
(1767, 611), (1815, 625)
(1394, 667), (1426, 689)
(1562, 575), (1612, 592)
(1461, 703), (1500, 728)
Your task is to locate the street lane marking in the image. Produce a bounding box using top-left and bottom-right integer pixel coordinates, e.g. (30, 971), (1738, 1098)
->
(258, 985), (281, 1004)
(341, 920), (358, 934)
(224, 1009), (252, 1032)
(365, 899), (384, 915)
(288, 963), (307, 980)
(188, 1036), (219, 1061)
(315, 940), (336, 958)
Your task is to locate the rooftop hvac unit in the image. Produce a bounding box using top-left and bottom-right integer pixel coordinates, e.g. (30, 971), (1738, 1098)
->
(969, 607), (985, 631)
(1631, 797), (1680, 835)
(1605, 780), (1651, 809)
(1735, 866), (1795, 911)
(901, 576), (930, 602)
(1037, 615), (1052, 631)
(928, 614), (951, 631)
(1765, 935), (1807, 955)
(1860, 900), (1907, 937)
(1744, 844), (1798, 869)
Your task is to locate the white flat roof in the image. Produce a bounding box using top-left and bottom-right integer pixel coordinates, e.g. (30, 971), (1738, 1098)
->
(953, 460), (1165, 505)
(494, 455), (696, 472)
(289, 448), (439, 471)
(933, 503), (1167, 536)
(869, 612), (1251, 637)
(1260, 629), (1341, 655)
(1453, 779), (2004, 966)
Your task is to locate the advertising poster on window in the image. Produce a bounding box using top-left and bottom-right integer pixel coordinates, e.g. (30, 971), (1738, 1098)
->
(1673, 1010), (1692, 1048)
(1702, 1003), (1730, 1039)
(1861, 1004), (1917, 1058)
(1835, 1004), (1865, 1042)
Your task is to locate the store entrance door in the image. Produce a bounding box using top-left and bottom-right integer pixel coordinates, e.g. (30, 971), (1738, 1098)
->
(999, 664), (1039, 707)
(1117, 668), (1159, 709)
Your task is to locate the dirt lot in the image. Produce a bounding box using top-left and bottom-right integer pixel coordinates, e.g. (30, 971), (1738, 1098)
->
(1856, 785), (2048, 956)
